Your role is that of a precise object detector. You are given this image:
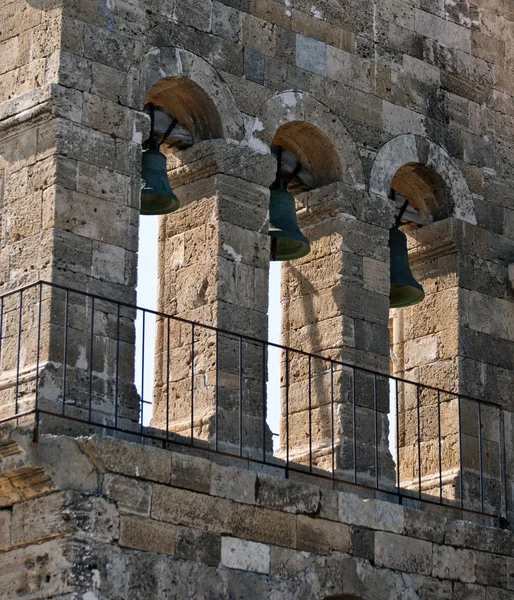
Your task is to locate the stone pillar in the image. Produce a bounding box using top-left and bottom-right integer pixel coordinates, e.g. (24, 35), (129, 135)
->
(151, 140), (275, 458)
(0, 6), (145, 432)
(392, 218), (514, 515)
(280, 182), (396, 488)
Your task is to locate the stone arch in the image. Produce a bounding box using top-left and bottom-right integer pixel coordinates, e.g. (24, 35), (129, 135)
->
(370, 134), (476, 224)
(249, 90), (364, 188)
(141, 47), (244, 142)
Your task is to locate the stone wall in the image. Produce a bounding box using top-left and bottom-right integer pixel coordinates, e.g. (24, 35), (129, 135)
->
(0, 429), (513, 599)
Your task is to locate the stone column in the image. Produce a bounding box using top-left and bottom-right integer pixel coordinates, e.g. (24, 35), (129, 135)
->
(0, 9), (145, 432)
(151, 140), (275, 458)
(280, 182), (396, 488)
(392, 218), (514, 515)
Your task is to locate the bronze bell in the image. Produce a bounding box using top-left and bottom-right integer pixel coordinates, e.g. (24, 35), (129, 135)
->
(140, 139), (180, 215)
(268, 176), (310, 261)
(389, 227), (425, 308)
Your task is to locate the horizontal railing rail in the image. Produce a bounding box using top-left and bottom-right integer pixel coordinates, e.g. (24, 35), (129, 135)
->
(0, 280), (510, 525)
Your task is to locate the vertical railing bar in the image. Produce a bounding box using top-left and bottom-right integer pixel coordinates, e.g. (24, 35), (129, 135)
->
(396, 378), (400, 493)
(374, 373), (378, 490)
(308, 355), (312, 473)
(285, 348), (290, 478)
(499, 409), (508, 520)
(417, 384), (422, 500)
(352, 366), (357, 484)
(88, 297), (95, 423)
(190, 323), (195, 446)
(262, 342), (267, 464)
(62, 290), (69, 416)
(330, 361), (335, 481)
(215, 330), (219, 452)
(114, 301), (120, 430)
(15, 290), (23, 416)
(239, 336), (243, 458)
(140, 309), (146, 437)
(437, 390), (443, 505)
(166, 318), (170, 444)
(458, 395), (464, 509)
(34, 284), (42, 415)
(478, 401), (484, 514)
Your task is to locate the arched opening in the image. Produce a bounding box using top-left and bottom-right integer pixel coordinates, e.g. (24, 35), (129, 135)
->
(387, 162), (463, 506)
(265, 120), (348, 463)
(136, 76), (224, 425)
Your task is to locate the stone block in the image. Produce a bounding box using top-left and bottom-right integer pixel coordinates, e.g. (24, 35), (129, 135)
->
(296, 515), (350, 554)
(151, 485), (231, 533)
(171, 452), (211, 494)
(270, 546), (315, 580)
(338, 493), (405, 534)
(296, 34), (326, 76)
(175, 526), (221, 566)
(0, 509), (11, 549)
(102, 473), (151, 516)
(230, 502), (297, 547)
(38, 435), (98, 494)
(432, 544), (476, 582)
(119, 515), (175, 555)
(82, 436), (172, 484)
(256, 473), (320, 514)
(375, 531), (432, 575)
(349, 526), (374, 561)
(211, 463), (256, 504)
(221, 536), (270, 573)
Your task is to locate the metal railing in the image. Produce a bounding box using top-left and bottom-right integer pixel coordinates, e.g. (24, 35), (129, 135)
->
(0, 280), (510, 524)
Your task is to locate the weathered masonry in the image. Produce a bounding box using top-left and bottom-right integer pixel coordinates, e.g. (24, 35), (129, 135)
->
(0, 0), (514, 598)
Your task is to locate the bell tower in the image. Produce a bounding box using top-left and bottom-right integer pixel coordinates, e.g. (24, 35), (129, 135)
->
(0, 1), (513, 599)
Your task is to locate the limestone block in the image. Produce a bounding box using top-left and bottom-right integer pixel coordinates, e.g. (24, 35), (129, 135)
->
(221, 536), (270, 573)
(119, 515), (175, 555)
(151, 485), (232, 533)
(242, 13), (276, 57)
(82, 92), (135, 141)
(349, 526), (374, 561)
(414, 9), (471, 53)
(475, 551), (508, 587)
(296, 515), (350, 554)
(230, 502), (297, 547)
(82, 436), (172, 483)
(168, 140), (276, 189)
(432, 544), (476, 583)
(211, 463), (256, 504)
(171, 452), (211, 494)
(0, 509), (11, 549)
(102, 473), (151, 516)
(270, 546), (315, 580)
(38, 435), (98, 494)
(296, 34), (326, 76)
(338, 493), (405, 534)
(83, 24), (143, 73)
(326, 45), (372, 93)
(375, 531), (432, 575)
(0, 538), (73, 599)
(213, 1), (241, 43)
(12, 491), (119, 546)
(175, 525), (221, 566)
(256, 473), (320, 514)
